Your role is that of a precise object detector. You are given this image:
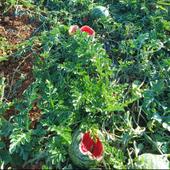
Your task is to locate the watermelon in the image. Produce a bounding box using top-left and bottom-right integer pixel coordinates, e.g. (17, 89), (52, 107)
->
(80, 25), (95, 36)
(69, 130), (104, 169)
(91, 6), (109, 19)
(68, 25), (79, 35)
(134, 153), (170, 169)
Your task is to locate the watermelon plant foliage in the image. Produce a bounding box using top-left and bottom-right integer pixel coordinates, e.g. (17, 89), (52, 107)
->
(0, 0), (170, 169)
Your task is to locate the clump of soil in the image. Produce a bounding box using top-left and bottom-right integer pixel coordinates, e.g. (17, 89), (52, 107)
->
(4, 106), (19, 119)
(0, 5), (38, 44)
(29, 103), (42, 129)
(0, 55), (35, 100)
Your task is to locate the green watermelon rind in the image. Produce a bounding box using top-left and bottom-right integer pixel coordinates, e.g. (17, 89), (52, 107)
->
(69, 131), (97, 168)
(91, 6), (109, 19)
(68, 130), (103, 169)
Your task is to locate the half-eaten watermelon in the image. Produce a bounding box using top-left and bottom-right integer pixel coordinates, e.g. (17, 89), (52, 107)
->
(69, 130), (104, 168)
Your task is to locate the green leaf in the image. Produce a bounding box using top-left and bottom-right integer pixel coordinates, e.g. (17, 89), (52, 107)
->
(0, 141), (5, 149)
(158, 1), (170, 6)
(9, 130), (32, 154)
(49, 126), (72, 144)
(0, 150), (12, 165)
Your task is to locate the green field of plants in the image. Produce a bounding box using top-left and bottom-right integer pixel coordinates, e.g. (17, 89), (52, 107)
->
(0, 0), (170, 169)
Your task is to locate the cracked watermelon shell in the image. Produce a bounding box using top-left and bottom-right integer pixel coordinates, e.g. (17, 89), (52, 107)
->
(91, 6), (109, 19)
(69, 130), (104, 169)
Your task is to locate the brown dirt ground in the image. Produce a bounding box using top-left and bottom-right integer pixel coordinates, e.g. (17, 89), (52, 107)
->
(0, 7), (38, 99)
(0, 6), (42, 169)
(0, 7), (41, 127)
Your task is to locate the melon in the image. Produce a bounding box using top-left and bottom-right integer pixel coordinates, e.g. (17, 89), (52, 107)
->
(68, 25), (79, 35)
(134, 153), (170, 169)
(69, 130), (104, 169)
(80, 25), (95, 36)
(91, 6), (109, 19)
